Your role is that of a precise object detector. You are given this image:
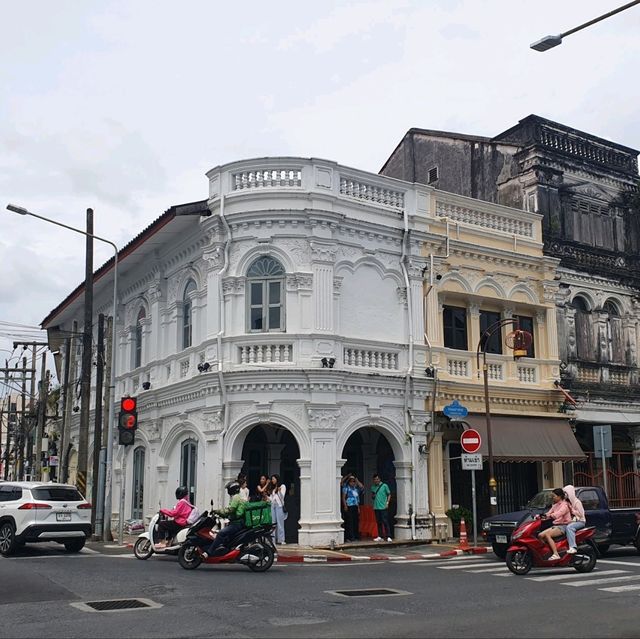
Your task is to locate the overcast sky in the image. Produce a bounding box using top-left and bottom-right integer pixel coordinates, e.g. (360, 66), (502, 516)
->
(1, 0), (639, 372)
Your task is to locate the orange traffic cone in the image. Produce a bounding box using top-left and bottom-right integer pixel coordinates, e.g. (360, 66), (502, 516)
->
(457, 517), (470, 550)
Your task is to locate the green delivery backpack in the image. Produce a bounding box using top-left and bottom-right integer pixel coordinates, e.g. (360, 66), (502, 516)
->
(244, 501), (272, 528)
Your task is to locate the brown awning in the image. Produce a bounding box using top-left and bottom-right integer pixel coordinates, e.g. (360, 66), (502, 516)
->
(464, 415), (586, 462)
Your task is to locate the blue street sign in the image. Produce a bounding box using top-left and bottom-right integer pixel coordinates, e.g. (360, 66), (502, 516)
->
(443, 399), (468, 420)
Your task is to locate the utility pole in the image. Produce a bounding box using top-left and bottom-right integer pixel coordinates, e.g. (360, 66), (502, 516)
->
(18, 357), (27, 480)
(77, 208), (94, 498)
(26, 345), (37, 479)
(35, 352), (47, 481)
(61, 321), (78, 483)
(91, 314), (105, 536)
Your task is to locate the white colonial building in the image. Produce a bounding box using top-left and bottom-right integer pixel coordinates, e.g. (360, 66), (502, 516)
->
(45, 158), (438, 546)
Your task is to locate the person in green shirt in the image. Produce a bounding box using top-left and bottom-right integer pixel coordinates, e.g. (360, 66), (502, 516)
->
(202, 481), (248, 558)
(371, 474), (392, 542)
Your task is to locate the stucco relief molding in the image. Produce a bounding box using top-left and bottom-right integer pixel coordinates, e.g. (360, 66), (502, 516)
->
(310, 242), (338, 263)
(203, 244), (225, 271)
(286, 273), (314, 291)
(143, 420), (162, 443)
(396, 286), (408, 306)
(203, 409), (224, 439)
(307, 407), (340, 430)
(222, 277), (245, 296)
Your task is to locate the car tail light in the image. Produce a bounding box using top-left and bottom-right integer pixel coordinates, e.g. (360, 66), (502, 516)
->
(77, 503), (92, 509)
(18, 503), (52, 510)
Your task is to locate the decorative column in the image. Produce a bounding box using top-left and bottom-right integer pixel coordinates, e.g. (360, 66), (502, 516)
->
(310, 242), (337, 333)
(298, 407), (343, 546)
(543, 282), (560, 361)
(202, 409), (224, 508)
(428, 433), (447, 524)
(392, 460), (413, 540)
(147, 277), (163, 363)
(203, 235), (225, 340)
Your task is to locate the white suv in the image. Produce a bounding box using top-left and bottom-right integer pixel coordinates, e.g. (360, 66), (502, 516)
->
(0, 482), (92, 556)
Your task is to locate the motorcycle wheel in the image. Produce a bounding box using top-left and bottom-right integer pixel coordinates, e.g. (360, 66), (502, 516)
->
(506, 549), (532, 575)
(573, 545), (597, 573)
(247, 543), (275, 573)
(178, 543), (203, 570)
(133, 538), (153, 560)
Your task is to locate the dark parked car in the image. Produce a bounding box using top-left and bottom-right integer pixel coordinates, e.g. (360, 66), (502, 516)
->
(482, 486), (640, 559)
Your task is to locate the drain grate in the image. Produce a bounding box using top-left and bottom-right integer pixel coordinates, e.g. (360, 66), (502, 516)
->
(71, 598), (162, 613)
(328, 588), (411, 598)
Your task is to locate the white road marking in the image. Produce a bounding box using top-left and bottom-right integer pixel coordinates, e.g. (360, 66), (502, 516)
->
(439, 561), (501, 570)
(562, 575), (640, 587)
(598, 584), (640, 593)
(596, 559), (640, 568)
(466, 565), (510, 573)
(526, 569), (627, 582)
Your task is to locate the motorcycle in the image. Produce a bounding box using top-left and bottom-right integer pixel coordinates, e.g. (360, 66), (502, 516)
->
(505, 515), (598, 575)
(177, 511), (276, 572)
(133, 510), (214, 560)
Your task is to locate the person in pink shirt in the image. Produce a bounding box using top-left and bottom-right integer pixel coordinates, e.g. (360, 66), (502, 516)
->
(538, 488), (572, 560)
(157, 486), (193, 547)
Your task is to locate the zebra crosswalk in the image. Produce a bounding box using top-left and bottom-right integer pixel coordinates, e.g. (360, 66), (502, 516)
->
(406, 554), (640, 595)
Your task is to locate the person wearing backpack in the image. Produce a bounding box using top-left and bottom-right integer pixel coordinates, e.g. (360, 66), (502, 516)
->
(157, 486), (193, 547)
(371, 474), (392, 542)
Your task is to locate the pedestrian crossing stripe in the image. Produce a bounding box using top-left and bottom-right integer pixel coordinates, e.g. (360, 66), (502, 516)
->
(466, 565), (511, 573)
(599, 584), (640, 593)
(439, 561), (500, 570)
(526, 569), (627, 582)
(563, 574), (640, 588)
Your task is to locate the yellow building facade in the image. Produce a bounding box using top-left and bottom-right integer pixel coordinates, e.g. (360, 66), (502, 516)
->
(422, 189), (584, 534)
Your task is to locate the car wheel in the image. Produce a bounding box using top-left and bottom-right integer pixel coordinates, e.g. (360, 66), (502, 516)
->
(63, 538), (86, 553)
(492, 543), (507, 560)
(634, 536), (640, 554)
(0, 522), (17, 557)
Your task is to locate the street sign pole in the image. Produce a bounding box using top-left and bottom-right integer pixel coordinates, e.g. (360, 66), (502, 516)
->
(600, 427), (608, 497)
(471, 469), (478, 548)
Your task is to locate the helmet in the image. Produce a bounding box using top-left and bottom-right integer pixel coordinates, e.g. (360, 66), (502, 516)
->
(175, 486), (189, 500)
(225, 480), (240, 496)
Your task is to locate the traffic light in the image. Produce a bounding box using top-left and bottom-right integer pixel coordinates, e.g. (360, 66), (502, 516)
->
(118, 396), (138, 446)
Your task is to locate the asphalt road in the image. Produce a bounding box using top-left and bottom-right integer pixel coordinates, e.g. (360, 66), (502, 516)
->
(1, 544), (639, 638)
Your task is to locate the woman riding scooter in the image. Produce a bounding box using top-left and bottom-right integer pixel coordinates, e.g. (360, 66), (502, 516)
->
(157, 486), (193, 548)
(538, 488), (572, 560)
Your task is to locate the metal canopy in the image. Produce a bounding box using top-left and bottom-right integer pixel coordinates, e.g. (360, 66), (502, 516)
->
(464, 415), (586, 462)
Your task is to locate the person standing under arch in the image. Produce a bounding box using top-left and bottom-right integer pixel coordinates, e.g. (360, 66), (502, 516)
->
(372, 474), (392, 542)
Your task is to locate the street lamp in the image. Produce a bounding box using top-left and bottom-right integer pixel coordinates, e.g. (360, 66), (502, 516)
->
(6, 204), (119, 541)
(476, 319), (532, 516)
(531, 0), (640, 51)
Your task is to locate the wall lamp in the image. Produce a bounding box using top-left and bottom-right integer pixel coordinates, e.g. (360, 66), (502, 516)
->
(321, 357), (335, 368)
(417, 444), (428, 456)
(142, 381), (151, 390)
(197, 362), (211, 373)
(425, 366), (435, 378)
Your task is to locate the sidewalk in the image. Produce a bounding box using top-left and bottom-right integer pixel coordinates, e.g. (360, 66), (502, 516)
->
(88, 535), (489, 562)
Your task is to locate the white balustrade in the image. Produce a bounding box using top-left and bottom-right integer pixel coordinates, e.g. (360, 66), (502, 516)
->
(487, 363), (504, 381)
(180, 359), (190, 378)
(517, 366), (537, 384)
(343, 347), (399, 370)
(577, 365), (599, 383)
(232, 169), (302, 190)
(239, 343), (294, 364)
(339, 177), (405, 210)
(436, 200), (533, 238)
(447, 358), (469, 377)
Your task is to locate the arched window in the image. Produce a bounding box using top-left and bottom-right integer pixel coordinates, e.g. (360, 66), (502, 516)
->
(246, 256), (285, 332)
(603, 299), (623, 363)
(182, 279), (197, 349)
(180, 439), (197, 504)
(134, 308), (146, 369)
(572, 296), (592, 361)
(131, 446), (145, 519)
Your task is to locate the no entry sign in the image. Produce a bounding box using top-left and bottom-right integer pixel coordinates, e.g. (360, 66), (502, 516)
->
(460, 429), (482, 454)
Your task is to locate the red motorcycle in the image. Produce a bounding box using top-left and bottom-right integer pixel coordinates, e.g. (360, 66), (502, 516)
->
(505, 515), (598, 575)
(177, 509), (276, 572)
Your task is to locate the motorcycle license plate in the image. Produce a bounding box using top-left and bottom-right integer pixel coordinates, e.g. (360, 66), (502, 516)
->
(496, 535), (507, 544)
(56, 512), (72, 522)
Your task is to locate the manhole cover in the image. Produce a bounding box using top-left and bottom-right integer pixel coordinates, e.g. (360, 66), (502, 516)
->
(327, 588), (411, 598)
(71, 598), (162, 613)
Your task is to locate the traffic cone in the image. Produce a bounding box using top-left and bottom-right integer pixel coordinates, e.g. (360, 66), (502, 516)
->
(457, 517), (470, 550)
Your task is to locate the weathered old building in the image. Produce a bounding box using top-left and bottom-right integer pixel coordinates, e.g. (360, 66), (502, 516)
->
(382, 115), (640, 507)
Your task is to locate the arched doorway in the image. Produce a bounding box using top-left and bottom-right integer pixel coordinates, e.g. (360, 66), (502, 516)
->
(241, 424), (300, 543)
(341, 428), (397, 539)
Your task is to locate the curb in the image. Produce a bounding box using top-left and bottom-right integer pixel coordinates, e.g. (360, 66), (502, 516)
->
(275, 546), (488, 563)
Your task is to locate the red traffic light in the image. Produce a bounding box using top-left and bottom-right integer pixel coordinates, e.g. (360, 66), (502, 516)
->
(121, 397), (137, 412)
